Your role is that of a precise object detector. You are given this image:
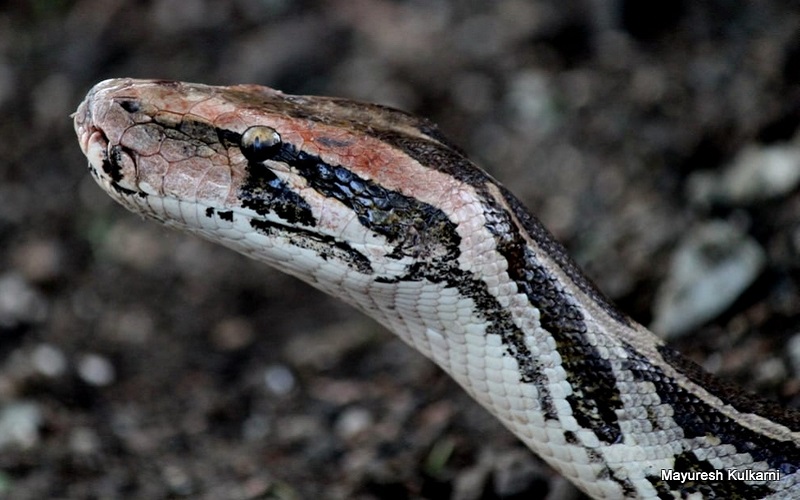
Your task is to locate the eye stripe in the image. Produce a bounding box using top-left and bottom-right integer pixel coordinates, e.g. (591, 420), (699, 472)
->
(249, 219), (373, 274)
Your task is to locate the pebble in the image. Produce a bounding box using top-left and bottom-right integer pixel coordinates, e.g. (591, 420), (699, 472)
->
(787, 334), (800, 376)
(276, 415), (323, 444)
(0, 273), (47, 328)
(31, 343), (67, 378)
(211, 317), (255, 351)
(688, 143), (800, 205)
(263, 364), (295, 396)
(69, 426), (101, 455)
(106, 308), (155, 344)
(103, 222), (165, 270)
(754, 357), (787, 386)
(453, 464), (490, 500)
(77, 353), (116, 386)
(0, 402), (42, 450)
(506, 69), (559, 134)
(334, 407), (373, 440)
(11, 239), (64, 283)
(161, 464), (194, 496)
(651, 221), (766, 338)
(242, 414), (270, 441)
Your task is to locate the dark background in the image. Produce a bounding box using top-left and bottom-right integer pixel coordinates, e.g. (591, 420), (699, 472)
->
(2, 1), (800, 498)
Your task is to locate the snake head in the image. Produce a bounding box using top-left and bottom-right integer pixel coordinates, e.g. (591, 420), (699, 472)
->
(74, 79), (478, 294)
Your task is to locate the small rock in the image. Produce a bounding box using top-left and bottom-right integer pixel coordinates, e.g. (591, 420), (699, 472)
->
(263, 364), (295, 396)
(276, 415), (323, 444)
(69, 426), (101, 455)
(242, 414), (270, 441)
(688, 143), (800, 205)
(787, 334), (800, 376)
(210, 317), (255, 351)
(453, 464), (491, 500)
(0, 402), (42, 450)
(77, 353), (115, 386)
(651, 221), (766, 338)
(11, 239), (64, 283)
(334, 407), (373, 440)
(506, 69), (559, 135)
(755, 357), (786, 386)
(31, 343), (67, 377)
(161, 464), (194, 496)
(0, 273), (48, 328)
(103, 222), (165, 270)
(107, 308), (155, 344)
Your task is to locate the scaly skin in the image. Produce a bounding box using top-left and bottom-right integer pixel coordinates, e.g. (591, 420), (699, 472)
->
(75, 79), (800, 498)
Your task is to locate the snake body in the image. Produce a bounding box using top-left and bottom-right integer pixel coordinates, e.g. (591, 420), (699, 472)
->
(74, 79), (800, 498)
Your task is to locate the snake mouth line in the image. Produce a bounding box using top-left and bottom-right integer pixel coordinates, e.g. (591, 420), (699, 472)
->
(73, 96), (121, 193)
(74, 99), (101, 158)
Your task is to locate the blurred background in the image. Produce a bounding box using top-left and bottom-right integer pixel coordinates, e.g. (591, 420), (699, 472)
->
(1, 1), (800, 498)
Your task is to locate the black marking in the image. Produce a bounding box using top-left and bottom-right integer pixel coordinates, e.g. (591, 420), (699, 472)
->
(103, 146), (125, 183)
(177, 119), (222, 146)
(101, 158), (120, 182)
(609, 471), (639, 498)
(99, 146), (147, 199)
(565, 432), (638, 496)
(658, 344), (800, 431)
(265, 142), (459, 259)
(240, 160), (316, 228)
(375, 130), (490, 188)
(481, 195), (624, 444)
(118, 100), (140, 113)
(200, 208), (233, 225)
(109, 182), (145, 198)
(216, 128), (242, 148)
(626, 344), (800, 474)
(149, 116), (237, 157)
(249, 219), (372, 274)
(255, 142), (558, 415)
(497, 187), (630, 326)
(647, 451), (774, 499)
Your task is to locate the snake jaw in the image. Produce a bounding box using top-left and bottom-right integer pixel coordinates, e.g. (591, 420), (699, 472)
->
(72, 103), (92, 157)
(74, 97), (114, 195)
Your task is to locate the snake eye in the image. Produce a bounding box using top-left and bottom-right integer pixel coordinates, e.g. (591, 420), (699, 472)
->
(240, 126), (282, 162)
